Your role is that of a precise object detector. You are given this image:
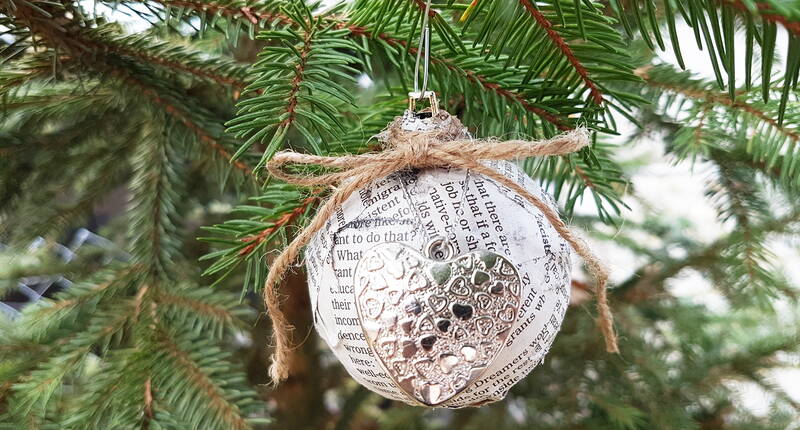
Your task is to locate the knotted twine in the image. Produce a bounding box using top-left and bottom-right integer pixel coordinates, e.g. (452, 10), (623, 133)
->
(263, 111), (619, 382)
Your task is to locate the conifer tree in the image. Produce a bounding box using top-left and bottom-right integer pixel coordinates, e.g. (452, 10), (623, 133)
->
(1, 0), (799, 428)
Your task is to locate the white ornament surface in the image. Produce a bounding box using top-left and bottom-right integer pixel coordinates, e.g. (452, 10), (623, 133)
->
(304, 158), (572, 407)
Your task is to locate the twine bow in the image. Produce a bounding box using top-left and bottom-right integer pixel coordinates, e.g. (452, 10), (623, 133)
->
(263, 111), (619, 382)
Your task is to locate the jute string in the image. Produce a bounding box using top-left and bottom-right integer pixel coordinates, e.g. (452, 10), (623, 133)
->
(263, 112), (619, 382)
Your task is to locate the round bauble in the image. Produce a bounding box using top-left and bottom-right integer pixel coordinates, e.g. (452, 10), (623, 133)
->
(304, 114), (571, 408)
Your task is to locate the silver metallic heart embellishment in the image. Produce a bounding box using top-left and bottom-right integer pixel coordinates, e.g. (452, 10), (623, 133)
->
(354, 239), (522, 406)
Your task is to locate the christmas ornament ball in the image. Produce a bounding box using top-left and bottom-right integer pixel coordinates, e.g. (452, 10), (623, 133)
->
(304, 114), (572, 408)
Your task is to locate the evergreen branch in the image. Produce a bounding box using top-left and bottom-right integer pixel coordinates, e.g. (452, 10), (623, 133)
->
(745, 152), (800, 191)
(200, 182), (313, 292)
(119, 72), (254, 176)
(238, 194), (317, 256)
(2, 4), (255, 177)
(1, 108), (135, 241)
(711, 165), (768, 291)
(126, 116), (186, 278)
(748, 372), (800, 411)
(84, 33), (250, 89)
(226, 4), (363, 168)
(278, 31), (313, 129)
(642, 69), (800, 144)
(151, 328), (252, 430)
(449, 0), (639, 131)
(0, 57), (52, 96)
(638, 66), (800, 200)
(6, 305), (134, 419)
(637, 64), (800, 190)
(723, 0), (800, 36)
(518, 0), (603, 104)
(349, 0), (464, 52)
(143, 0), (292, 26)
(609, 0), (800, 117)
(61, 348), (150, 428)
(347, 25), (572, 129)
(439, 56), (572, 130)
(2, 129), (134, 241)
(0, 92), (112, 111)
(155, 286), (251, 335)
(19, 267), (134, 338)
(525, 138), (629, 222)
(124, 0), (575, 129)
(611, 210), (800, 302)
(1, 0), (800, 426)
(157, 292), (232, 324)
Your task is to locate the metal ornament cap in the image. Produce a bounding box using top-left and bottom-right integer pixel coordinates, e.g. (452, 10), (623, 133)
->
(353, 239), (522, 406)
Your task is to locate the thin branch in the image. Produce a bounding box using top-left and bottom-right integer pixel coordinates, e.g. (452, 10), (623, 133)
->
(156, 291), (237, 326)
(717, 170), (758, 282)
(518, 0), (604, 104)
(90, 38), (247, 89)
(638, 68), (800, 143)
(155, 330), (250, 430)
(143, 377), (154, 424)
(573, 165), (597, 190)
(117, 72), (255, 176)
(279, 30), (314, 128)
(239, 195), (318, 256)
(613, 210), (800, 299)
(694, 103), (711, 150)
(25, 267), (134, 318)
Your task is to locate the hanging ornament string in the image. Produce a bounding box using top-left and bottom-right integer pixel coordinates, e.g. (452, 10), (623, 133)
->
(262, 112), (619, 382)
(409, 0), (438, 113)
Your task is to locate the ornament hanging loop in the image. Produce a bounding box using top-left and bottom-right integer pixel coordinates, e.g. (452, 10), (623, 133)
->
(408, 91), (439, 114)
(409, 0), (438, 114)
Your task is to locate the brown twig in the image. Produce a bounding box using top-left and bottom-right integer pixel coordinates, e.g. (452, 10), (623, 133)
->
(411, 0), (438, 17)
(143, 378), (154, 422)
(156, 330), (250, 430)
(279, 31), (314, 128)
(97, 40), (247, 89)
(518, 0), (604, 105)
(239, 195), (318, 256)
(571, 279), (592, 293)
(117, 72), (255, 176)
(638, 68), (800, 144)
(573, 165), (597, 190)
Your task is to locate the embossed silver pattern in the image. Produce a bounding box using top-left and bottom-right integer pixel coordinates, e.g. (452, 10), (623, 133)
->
(354, 241), (522, 406)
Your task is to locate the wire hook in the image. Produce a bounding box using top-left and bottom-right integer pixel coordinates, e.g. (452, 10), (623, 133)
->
(409, 0), (438, 114)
